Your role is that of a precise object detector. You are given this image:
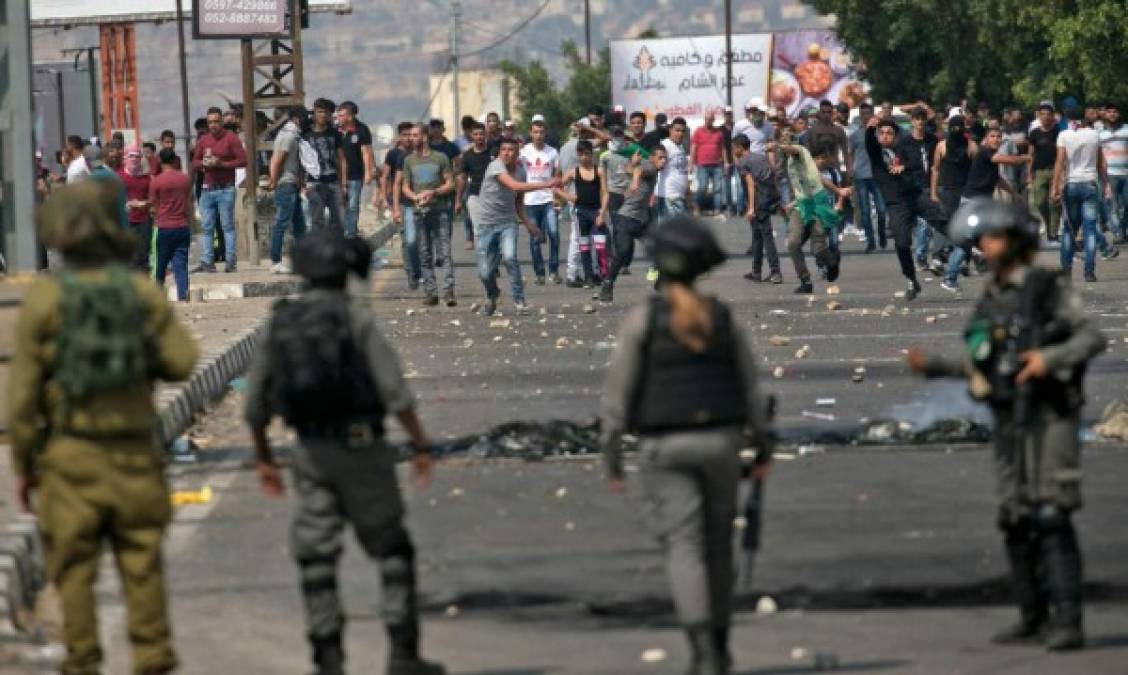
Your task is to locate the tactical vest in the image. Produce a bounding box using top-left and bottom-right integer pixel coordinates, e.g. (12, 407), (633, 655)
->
(266, 293), (385, 437)
(967, 268), (1084, 414)
(629, 297), (747, 433)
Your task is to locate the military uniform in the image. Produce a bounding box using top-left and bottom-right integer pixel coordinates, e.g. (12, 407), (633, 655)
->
(244, 286), (440, 675)
(922, 264), (1104, 648)
(601, 216), (771, 675)
(9, 268), (198, 674)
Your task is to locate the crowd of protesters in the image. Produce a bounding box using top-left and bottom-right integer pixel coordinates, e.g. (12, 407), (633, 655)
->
(34, 93), (1126, 308)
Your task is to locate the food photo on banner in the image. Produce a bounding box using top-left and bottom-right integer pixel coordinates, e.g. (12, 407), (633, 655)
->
(769, 30), (867, 118)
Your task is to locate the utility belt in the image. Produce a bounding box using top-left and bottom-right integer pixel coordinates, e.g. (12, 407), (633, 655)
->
(633, 415), (746, 435)
(296, 419), (385, 447)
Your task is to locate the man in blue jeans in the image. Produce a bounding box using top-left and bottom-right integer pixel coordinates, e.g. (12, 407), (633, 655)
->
(336, 101), (375, 237)
(1054, 106), (1119, 282)
(691, 111), (726, 215)
(1099, 103), (1128, 242)
(519, 120), (561, 284)
(268, 107), (308, 273)
(848, 102), (887, 251)
(475, 138), (556, 315)
(190, 106), (246, 273)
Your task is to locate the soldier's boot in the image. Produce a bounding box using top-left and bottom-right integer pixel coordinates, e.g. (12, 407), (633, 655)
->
(712, 626), (732, 673)
(684, 624), (728, 675)
(993, 521), (1047, 644)
(309, 633), (345, 675)
(1039, 509), (1085, 652)
(382, 553), (446, 675)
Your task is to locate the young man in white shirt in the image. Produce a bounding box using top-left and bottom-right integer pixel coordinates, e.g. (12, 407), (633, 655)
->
(1053, 106), (1118, 282)
(519, 119), (562, 284)
(657, 117), (690, 220)
(1099, 102), (1128, 243)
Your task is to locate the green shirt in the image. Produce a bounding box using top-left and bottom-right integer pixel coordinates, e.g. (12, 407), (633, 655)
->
(403, 151), (453, 214)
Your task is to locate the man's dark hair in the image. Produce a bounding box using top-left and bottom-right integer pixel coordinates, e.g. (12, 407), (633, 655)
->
(732, 134), (751, 150)
(588, 104), (604, 117)
(160, 129), (176, 141)
(397, 121), (415, 133)
(500, 137), (520, 149)
(859, 101), (874, 112)
(313, 98), (336, 113)
(158, 148), (178, 165)
(813, 142), (836, 159)
(835, 102), (850, 114)
(338, 100), (359, 116)
(977, 100), (990, 110)
(110, 131), (125, 147)
(671, 117), (687, 128)
(629, 111), (646, 122)
(576, 139), (593, 154)
(651, 145), (668, 156)
(819, 99), (833, 109)
(66, 135), (85, 151)
(194, 117), (208, 132)
(911, 108), (928, 121)
(206, 106), (223, 117)
(1104, 101), (1119, 112)
(1064, 106), (1084, 122)
(428, 118), (445, 130)
(876, 118), (899, 132)
(470, 121), (486, 132)
(460, 115), (475, 130)
(655, 113), (668, 126)
(143, 142), (157, 152)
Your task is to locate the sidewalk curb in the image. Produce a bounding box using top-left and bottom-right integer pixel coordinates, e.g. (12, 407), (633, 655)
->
(167, 222), (399, 302)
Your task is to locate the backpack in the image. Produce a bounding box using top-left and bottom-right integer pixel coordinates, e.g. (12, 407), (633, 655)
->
(55, 267), (154, 409)
(266, 294), (383, 431)
(297, 136), (322, 180)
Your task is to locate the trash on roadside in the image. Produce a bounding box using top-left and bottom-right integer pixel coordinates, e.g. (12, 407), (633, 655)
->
(1094, 399), (1128, 441)
(852, 366), (866, 383)
(769, 309), (789, 316)
(826, 285), (841, 295)
(826, 301), (842, 311)
(640, 648), (668, 663)
(816, 398), (836, 407)
(556, 337), (571, 349)
(489, 318), (511, 329)
(801, 410), (836, 422)
(582, 304), (597, 314)
(170, 485), (212, 506)
(794, 345), (811, 359)
(772, 366), (786, 379)
(768, 335), (791, 346)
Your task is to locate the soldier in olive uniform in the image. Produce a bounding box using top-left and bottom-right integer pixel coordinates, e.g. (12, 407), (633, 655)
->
(245, 229), (445, 675)
(601, 215), (772, 675)
(9, 181), (199, 674)
(907, 198), (1105, 651)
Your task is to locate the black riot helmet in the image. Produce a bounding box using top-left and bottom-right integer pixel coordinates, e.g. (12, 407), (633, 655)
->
(651, 214), (727, 283)
(293, 227), (350, 288)
(948, 197), (1039, 264)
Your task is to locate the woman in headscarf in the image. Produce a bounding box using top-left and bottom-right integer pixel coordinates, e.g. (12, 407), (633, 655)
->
(600, 215), (773, 675)
(117, 143), (154, 273)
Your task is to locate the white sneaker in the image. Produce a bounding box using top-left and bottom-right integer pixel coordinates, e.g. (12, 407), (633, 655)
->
(271, 262), (291, 275)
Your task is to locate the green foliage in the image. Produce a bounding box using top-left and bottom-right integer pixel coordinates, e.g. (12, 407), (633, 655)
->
(499, 39), (611, 133)
(808, 0), (1128, 107)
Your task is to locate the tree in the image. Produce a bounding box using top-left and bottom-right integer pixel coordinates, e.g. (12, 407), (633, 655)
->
(499, 40), (611, 133)
(808, 0), (1128, 108)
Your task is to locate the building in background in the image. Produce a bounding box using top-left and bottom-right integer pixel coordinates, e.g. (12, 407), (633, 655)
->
(428, 51), (517, 132)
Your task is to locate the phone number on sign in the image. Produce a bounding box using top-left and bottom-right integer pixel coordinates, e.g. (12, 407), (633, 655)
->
(202, 12), (281, 25)
(202, 0), (279, 10)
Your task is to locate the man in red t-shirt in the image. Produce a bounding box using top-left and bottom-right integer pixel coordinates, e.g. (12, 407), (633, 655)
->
(691, 111), (728, 215)
(117, 144), (153, 272)
(191, 107), (247, 273)
(150, 148), (194, 301)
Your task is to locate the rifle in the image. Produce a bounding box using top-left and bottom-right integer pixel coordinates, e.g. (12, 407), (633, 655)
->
(739, 394), (776, 591)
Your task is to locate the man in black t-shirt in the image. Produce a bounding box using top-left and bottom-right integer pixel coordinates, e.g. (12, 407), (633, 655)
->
(455, 121), (496, 248)
(1027, 102), (1063, 240)
(942, 127), (1031, 291)
(376, 121), (420, 286)
(640, 113), (669, 152)
(337, 100), (374, 236)
(898, 108), (940, 267)
(305, 97), (347, 231)
(428, 118), (461, 161)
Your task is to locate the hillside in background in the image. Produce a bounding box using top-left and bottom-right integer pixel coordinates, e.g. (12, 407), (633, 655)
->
(30, 0), (831, 142)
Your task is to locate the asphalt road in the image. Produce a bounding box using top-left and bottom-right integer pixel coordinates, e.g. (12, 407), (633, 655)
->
(84, 213), (1128, 674)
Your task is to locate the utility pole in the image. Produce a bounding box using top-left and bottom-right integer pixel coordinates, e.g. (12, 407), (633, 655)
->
(175, 0), (192, 160)
(451, 0), (461, 128)
(1, 0), (39, 271)
(583, 0), (592, 65)
(723, 0), (733, 109)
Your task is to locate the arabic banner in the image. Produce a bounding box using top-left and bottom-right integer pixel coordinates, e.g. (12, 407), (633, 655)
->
(610, 34), (772, 122)
(770, 30), (867, 118)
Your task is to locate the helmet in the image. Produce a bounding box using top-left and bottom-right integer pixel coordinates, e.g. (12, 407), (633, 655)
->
(948, 197), (1038, 260)
(37, 182), (135, 265)
(652, 215), (727, 283)
(293, 228), (349, 287)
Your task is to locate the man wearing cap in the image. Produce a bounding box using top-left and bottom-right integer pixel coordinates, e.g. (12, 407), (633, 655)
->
(733, 98), (774, 154)
(641, 113), (669, 153)
(1027, 102), (1063, 241)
